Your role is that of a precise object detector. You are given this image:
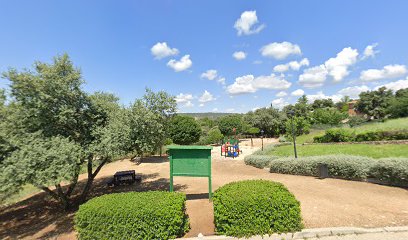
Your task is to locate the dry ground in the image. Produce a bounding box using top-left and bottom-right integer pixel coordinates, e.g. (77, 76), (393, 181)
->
(1, 138), (407, 239)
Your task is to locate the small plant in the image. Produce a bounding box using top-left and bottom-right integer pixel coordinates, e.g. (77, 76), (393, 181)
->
(213, 180), (303, 237)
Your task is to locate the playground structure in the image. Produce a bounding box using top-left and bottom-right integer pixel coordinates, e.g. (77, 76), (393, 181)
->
(221, 137), (242, 158)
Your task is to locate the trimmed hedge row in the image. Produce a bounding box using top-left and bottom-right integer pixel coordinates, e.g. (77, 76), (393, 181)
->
(314, 128), (408, 143)
(74, 191), (189, 240)
(213, 180), (303, 237)
(260, 155), (408, 186)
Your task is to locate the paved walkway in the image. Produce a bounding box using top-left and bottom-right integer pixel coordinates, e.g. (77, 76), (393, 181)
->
(181, 226), (408, 240)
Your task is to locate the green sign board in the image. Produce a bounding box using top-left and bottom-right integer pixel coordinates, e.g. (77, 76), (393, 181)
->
(167, 145), (213, 198)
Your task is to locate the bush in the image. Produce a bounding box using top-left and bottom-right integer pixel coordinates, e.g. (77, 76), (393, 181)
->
(213, 180), (302, 237)
(169, 115), (201, 145)
(75, 191), (189, 240)
(348, 115), (367, 128)
(285, 116), (311, 138)
(249, 155), (408, 186)
(314, 128), (354, 143)
(244, 154), (280, 168)
(355, 130), (408, 142)
(315, 128), (408, 143)
(370, 158), (408, 186)
(269, 155), (371, 180)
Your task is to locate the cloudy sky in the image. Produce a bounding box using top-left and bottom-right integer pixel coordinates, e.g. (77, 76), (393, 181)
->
(1, 1), (407, 112)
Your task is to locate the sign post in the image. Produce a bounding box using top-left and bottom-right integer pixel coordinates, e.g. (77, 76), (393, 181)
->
(167, 145), (213, 198)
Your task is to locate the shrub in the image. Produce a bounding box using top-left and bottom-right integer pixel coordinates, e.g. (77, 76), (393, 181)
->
(213, 180), (302, 237)
(285, 116), (311, 138)
(348, 115), (367, 128)
(315, 128), (355, 142)
(244, 154), (279, 168)
(269, 155), (371, 180)
(311, 108), (348, 125)
(355, 130), (408, 142)
(370, 158), (408, 186)
(75, 191), (189, 240)
(169, 115), (201, 145)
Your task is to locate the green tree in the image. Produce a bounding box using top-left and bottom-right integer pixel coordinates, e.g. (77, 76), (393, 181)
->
(356, 87), (393, 119)
(0, 55), (172, 209)
(246, 127), (260, 147)
(311, 98), (334, 109)
(206, 127), (224, 144)
(169, 115), (201, 145)
(218, 114), (243, 136)
(244, 107), (286, 137)
(388, 88), (408, 118)
(311, 108), (347, 125)
(285, 116), (311, 139)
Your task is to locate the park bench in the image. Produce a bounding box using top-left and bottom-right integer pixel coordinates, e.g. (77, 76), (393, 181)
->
(107, 170), (141, 186)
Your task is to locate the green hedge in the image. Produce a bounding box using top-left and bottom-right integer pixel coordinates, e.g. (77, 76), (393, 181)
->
(263, 155), (408, 186)
(74, 191), (189, 240)
(213, 180), (303, 237)
(314, 129), (408, 143)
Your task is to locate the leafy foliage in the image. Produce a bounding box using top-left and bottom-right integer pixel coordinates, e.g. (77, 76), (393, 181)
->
(244, 108), (287, 137)
(206, 127), (224, 144)
(75, 191), (189, 240)
(218, 114), (243, 136)
(388, 88), (408, 118)
(285, 116), (310, 139)
(169, 115), (201, 145)
(356, 87), (393, 119)
(213, 180), (302, 237)
(348, 115), (367, 127)
(314, 128), (408, 143)
(311, 108), (347, 125)
(0, 54), (177, 209)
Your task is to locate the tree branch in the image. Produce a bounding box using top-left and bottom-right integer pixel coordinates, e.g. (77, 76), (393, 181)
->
(92, 158), (108, 179)
(39, 186), (60, 201)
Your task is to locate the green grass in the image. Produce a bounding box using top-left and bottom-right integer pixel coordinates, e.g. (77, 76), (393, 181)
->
(351, 117), (408, 133)
(272, 144), (408, 159)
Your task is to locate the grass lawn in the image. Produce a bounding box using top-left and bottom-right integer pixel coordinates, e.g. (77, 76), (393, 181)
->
(272, 143), (408, 158)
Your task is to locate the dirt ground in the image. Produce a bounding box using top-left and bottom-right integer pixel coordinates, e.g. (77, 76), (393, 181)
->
(1, 138), (408, 239)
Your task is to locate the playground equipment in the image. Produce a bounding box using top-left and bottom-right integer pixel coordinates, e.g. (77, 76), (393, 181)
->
(221, 137), (242, 158)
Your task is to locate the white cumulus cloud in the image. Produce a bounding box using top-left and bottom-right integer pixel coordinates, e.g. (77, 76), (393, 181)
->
(307, 91), (342, 103)
(291, 89), (305, 97)
(233, 51), (247, 60)
(298, 65), (328, 88)
(260, 42), (301, 60)
(151, 42), (179, 59)
(234, 10), (265, 36)
(337, 85), (370, 99)
(298, 47), (358, 87)
(199, 90), (216, 103)
(201, 69), (217, 80)
(271, 98), (289, 109)
(175, 93), (193, 103)
(276, 91), (287, 97)
(167, 55), (192, 72)
(362, 43), (379, 59)
(226, 75), (257, 95)
(226, 74), (292, 95)
(375, 77), (408, 92)
(273, 58), (309, 72)
(360, 64), (407, 81)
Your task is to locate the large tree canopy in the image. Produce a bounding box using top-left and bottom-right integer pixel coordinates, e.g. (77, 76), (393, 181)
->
(0, 54), (176, 209)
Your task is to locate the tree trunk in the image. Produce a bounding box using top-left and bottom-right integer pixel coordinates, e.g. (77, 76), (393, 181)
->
(78, 157), (108, 204)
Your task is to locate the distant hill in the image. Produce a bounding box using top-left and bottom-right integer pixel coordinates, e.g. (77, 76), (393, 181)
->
(180, 112), (237, 119)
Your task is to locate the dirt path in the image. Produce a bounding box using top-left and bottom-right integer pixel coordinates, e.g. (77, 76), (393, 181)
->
(1, 138), (408, 239)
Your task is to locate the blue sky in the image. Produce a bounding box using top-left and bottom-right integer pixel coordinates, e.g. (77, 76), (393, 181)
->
(1, 1), (408, 113)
